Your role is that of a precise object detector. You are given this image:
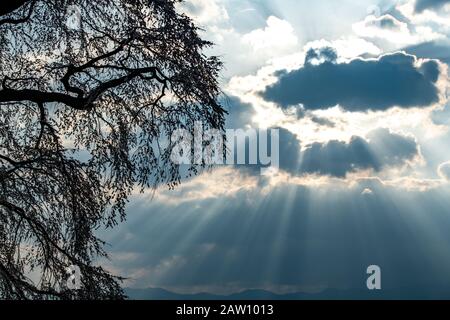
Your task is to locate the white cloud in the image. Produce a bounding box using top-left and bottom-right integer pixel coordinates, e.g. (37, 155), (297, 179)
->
(177, 0), (229, 25)
(352, 14), (444, 46)
(438, 161), (450, 180)
(397, 1), (450, 35)
(200, 17), (302, 80)
(303, 38), (381, 61)
(242, 16), (299, 52)
(133, 167), (261, 206)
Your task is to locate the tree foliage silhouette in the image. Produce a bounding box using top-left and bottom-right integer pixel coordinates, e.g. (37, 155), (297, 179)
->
(0, 0), (225, 299)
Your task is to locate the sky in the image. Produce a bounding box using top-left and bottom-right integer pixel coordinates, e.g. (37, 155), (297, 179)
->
(102, 0), (450, 296)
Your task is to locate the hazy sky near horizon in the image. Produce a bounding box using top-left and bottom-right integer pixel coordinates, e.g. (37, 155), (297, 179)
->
(102, 0), (450, 295)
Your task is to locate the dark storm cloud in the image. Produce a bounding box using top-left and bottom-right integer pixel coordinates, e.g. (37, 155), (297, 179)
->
(304, 46), (338, 64)
(224, 96), (256, 129)
(262, 50), (440, 112)
(415, 0), (450, 12)
(277, 128), (302, 174)
(405, 41), (450, 65)
(224, 98), (301, 175)
(276, 128), (419, 178)
(296, 107), (336, 127)
(227, 126), (419, 178)
(223, 97), (419, 177)
(309, 115), (335, 127)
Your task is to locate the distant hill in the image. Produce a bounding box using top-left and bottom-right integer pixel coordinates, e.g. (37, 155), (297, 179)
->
(125, 287), (450, 300)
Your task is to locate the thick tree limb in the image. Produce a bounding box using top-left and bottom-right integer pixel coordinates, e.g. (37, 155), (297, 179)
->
(0, 88), (90, 110)
(0, 66), (164, 110)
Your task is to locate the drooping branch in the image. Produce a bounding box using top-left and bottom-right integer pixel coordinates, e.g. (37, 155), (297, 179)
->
(60, 36), (136, 97)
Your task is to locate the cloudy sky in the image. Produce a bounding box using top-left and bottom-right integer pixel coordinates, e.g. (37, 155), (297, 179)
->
(102, 0), (450, 295)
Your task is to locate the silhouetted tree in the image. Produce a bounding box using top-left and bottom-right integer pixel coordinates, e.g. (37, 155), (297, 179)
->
(0, 0), (225, 299)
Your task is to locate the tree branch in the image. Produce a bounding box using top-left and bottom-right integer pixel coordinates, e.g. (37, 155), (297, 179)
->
(0, 67), (166, 111)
